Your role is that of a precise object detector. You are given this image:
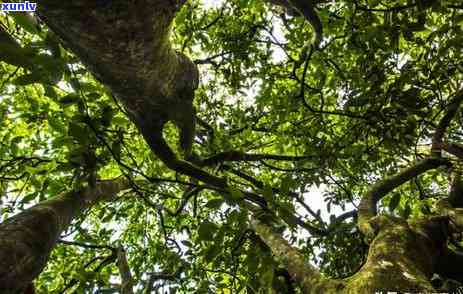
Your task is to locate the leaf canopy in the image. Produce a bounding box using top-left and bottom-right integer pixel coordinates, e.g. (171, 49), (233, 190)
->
(0, 0), (462, 292)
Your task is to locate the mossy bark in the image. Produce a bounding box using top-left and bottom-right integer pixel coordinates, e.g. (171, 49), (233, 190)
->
(35, 0), (197, 122)
(253, 214), (455, 293)
(0, 180), (126, 293)
(34, 0), (197, 144)
(343, 215), (445, 293)
(35, 0), (232, 189)
(251, 218), (345, 293)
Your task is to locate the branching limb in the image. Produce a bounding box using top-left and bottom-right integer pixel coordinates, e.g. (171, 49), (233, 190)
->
(358, 157), (449, 236)
(58, 240), (115, 251)
(222, 165), (327, 235)
(359, 89), (463, 236)
(250, 218), (344, 292)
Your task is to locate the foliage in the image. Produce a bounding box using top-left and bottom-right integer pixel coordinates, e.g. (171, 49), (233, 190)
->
(0, 0), (463, 292)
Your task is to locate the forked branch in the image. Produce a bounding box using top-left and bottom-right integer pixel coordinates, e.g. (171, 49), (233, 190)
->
(358, 89), (463, 236)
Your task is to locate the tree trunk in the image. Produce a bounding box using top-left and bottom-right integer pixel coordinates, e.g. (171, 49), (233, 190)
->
(343, 215), (445, 293)
(0, 180), (126, 293)
(35, 0), (229, 189)
(253, 214), (453, 293)
(20, 1), (463, 293)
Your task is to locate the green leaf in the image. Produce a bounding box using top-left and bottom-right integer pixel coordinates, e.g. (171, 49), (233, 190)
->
(101, 106), (114, 126)
(181, 240), (193, 247)
(0, 42), (32, 68)
(204, 244), (220, 262)
(280, 176), (294, 196)
(11, 13), (39, 35)
(227, 185), (243, 202)
(44, 86), (58, 99)
(402, 203), (412, 219)
(22, 192), (38, 203)
(68, 122), (88, 143)
(45, 32), (62, 57)
(48, 117), (66, 133)
(198, 221), (217, 241)
(278, 206), (297, 228)
(260, 264), (274, 286)
(262, 184), (273, 203)
(111, 141), (121, 161)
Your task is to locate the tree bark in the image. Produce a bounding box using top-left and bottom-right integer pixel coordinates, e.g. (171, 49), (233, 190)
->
(0, 180), (127, 293)
(117, 247), (135, 294)
(14, 1), (463, 293)
(250, 218), (344, 293)
(253, 215), (450, 293)
(34, 0), (234, 193)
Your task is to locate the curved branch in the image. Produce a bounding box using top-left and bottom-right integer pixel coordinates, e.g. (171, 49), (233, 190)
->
(327, 210), (357, 232)
(58, 240), (115, 251)
(358, 89), (462, 236)
(358, 157), (449, 236)
(431, 88), (463, 156)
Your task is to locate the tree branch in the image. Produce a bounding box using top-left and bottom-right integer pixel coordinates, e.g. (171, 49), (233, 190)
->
(358, 157), (449, 236)
(222, 164), (327, 234)
(358, 89), (463, 236)
(117, 247), (134, 294)
(432, 88), (463, 156)
(442, 142), (463, 160)
(0, 179), (128, 292)
(250, 218), (344, 292)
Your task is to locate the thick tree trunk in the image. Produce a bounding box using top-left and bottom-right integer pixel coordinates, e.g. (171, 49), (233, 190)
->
(35, 0), (229, 190)
(0, 180), (126, 293)
(343, 216), (445, 293)
(35, 1), (196, 120)
(253, 214), (452, 293)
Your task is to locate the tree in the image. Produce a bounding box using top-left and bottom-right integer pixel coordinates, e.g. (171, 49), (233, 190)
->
(0, 0), (462, 293)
